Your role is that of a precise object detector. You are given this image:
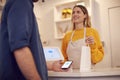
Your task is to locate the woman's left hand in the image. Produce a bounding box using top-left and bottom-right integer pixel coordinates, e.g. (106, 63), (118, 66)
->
(85, 36), (94, 45)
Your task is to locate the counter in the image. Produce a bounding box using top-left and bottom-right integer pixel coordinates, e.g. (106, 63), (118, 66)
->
(48, 68), (120, 80)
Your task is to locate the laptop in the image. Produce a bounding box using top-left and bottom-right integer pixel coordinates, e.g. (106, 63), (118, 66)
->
(43, 47), (64, 61)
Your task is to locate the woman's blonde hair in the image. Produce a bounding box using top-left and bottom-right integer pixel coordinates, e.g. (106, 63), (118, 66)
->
(72, 5), (91, 30)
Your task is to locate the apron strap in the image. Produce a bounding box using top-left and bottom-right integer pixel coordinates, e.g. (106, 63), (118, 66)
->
(70, 30), (75, 41)
(83, 27), (86, 44)
(70, 27), (86, 42)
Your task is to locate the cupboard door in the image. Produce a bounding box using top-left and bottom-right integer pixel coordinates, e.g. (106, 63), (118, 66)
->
(109, 6), (120, 67)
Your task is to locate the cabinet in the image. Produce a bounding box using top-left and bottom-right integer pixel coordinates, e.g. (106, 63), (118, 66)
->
(54, 0), (94, 39)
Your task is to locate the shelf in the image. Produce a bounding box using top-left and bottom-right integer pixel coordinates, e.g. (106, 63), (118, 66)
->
(54, 0), (93, 39)
(55, 18), (71, 23)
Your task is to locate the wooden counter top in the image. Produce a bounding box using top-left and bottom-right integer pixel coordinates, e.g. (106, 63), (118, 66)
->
(48, 68), (120, 77)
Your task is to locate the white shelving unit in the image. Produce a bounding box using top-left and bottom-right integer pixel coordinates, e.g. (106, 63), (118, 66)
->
(54, 0), (94, 39)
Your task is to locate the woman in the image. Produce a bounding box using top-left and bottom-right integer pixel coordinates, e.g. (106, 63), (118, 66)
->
(61, 5), (104, 69)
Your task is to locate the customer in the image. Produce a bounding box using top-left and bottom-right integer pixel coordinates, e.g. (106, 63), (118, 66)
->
(61, 5), (104, 69)
(0, 0), (66, 80)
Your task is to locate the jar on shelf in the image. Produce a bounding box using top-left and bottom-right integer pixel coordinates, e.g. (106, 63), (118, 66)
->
(66, 8), (72, 18)
(62, 8), (67, 19)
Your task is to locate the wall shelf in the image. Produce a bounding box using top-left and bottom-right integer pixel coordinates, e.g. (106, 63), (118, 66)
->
(54, 0), (94, 39)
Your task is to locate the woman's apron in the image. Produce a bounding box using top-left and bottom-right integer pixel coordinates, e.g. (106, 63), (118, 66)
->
(66, 28), (86, 69)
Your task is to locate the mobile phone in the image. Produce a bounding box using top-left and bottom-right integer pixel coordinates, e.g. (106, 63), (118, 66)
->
(61, 61), (73, 69)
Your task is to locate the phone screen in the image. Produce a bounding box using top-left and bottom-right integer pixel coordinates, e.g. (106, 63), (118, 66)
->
(61, 61), (72, 69)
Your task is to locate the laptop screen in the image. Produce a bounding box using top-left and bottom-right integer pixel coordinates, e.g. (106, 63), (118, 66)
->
(43, 47), (64, 61)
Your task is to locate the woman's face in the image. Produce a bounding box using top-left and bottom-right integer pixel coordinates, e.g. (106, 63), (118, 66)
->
(72, 7), (86, 24)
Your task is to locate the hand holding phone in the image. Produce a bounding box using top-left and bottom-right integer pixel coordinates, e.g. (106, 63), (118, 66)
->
(61, 61), (73, 69)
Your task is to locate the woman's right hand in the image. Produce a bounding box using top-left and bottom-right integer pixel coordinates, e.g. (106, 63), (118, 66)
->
(85, 36), (94, 45)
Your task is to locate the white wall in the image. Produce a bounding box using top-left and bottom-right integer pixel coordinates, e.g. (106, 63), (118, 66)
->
(34, 0), (77, 47)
